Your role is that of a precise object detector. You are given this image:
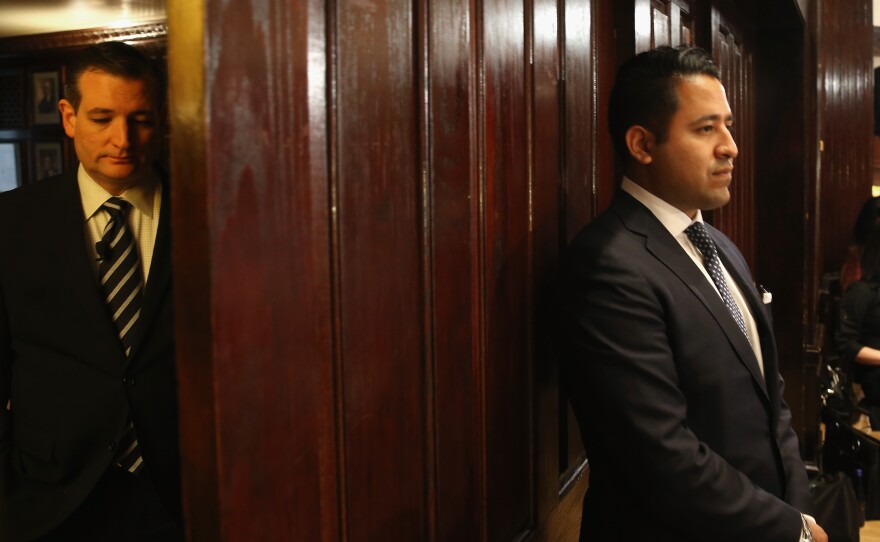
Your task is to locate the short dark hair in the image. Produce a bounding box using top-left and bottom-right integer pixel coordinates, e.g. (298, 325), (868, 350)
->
(853, 196), (880, 246)
(608, 46), (721, 163)
(64, 41), (163, 111)
(861, 223), (880, 281)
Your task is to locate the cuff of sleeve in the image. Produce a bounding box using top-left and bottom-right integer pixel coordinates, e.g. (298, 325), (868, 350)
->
(800, 514), (814, 542)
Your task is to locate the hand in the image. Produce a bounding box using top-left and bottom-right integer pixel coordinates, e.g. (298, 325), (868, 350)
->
(804, 514), (828, 542)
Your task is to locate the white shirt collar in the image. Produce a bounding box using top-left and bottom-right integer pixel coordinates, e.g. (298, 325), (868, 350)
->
(620, 176), (704, 236)
(77, 164), (158, 221)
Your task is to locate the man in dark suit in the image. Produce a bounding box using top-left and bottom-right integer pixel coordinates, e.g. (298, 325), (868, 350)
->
(0, 42), (182, 541)
(559, 46), (826, 542)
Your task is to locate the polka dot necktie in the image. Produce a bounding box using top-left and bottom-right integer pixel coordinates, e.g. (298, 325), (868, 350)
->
(684, 222), (749, 341)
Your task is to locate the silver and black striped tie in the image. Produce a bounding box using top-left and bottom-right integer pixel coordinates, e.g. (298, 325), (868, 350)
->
(98, 197), (144, 474)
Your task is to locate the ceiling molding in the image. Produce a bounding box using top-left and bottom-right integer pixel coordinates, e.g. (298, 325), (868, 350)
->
(0, 20), (167, 56)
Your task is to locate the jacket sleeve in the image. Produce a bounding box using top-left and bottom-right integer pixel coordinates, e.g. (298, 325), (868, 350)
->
(775, 372), (813, 513)
(836, 281), (874, 366)
(560, 248), (803, 542)
(0, 283), (11, 536)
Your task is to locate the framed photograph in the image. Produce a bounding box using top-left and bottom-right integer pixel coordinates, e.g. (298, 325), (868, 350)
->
(32, 70), (61, 125)
(34, 142), (63, 181)
(0, 143), (21, 192)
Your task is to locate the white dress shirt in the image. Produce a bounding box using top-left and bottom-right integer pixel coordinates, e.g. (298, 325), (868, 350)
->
(77, 164), (161, 284)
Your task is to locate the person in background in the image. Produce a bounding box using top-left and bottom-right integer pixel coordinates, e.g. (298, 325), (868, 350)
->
(841, 195), (880, 291)
(837, 223), (880, 430)
(558, 46), (825, 542)
(0, 41), (182, 541)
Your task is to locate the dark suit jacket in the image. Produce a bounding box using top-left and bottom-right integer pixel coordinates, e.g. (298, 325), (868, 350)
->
(0, 169), (180, 541)
(559, 191), (811, 542)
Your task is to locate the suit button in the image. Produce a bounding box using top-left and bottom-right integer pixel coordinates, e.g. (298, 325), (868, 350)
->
(108, 441), (116, 451)
(123, 377), (135, 387)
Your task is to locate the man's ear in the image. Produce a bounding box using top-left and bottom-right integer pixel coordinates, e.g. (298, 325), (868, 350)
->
(59, 99), (76, 139)
(625, 125), (655, 165)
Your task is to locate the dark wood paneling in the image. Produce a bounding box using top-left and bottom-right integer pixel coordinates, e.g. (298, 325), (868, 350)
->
(179, 1), (343, 541)
(428, 0), (483, 538)
(635, 0), (694, 52)
(817, 0), (873, 277)
(532, 0), (564, 527)
(482, 0), (532, 538)
(559, 0), (597, 484)
(167, 3), (217, 540)
(752, 1), (809, 448)
(335, 0), (427, 539)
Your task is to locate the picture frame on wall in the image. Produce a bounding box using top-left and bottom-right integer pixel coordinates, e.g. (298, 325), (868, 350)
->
(0, 142), (21, 192)
(32, 70), (61, 125)
(34, 142), (63, 181)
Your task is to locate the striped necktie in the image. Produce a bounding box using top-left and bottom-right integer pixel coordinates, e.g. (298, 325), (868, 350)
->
(98, 197), (144, 474)
(684, 222), (749, 341)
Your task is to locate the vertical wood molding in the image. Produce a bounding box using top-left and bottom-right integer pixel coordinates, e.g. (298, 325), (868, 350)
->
(415, 0), (438, 538)
(818, 0), (874, 276)
(326, 0), (348, 539)
(166, 1), (218, 541)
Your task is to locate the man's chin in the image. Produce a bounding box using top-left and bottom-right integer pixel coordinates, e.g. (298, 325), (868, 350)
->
(703, 191), (731, 211)
(88, 165), (150, 193)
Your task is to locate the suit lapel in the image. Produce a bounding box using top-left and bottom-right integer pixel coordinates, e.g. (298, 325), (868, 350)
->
(712, 229), (780, 403)
(612, 193), (769, 400)
(49, 172), (128, 374)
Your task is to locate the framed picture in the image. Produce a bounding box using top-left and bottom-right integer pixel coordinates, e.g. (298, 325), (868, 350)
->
(0, 143), (21, 192)
(34, 142), (63, 181)
(32, 70), (61, 125)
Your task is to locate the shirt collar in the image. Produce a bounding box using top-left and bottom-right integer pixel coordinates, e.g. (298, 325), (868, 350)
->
(78, 164), (158, 220)
(620, 176), (704, 236)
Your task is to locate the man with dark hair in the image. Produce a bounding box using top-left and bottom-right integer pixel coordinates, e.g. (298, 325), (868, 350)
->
(0, 41), (182, 541)
(559, 46), (826, 541)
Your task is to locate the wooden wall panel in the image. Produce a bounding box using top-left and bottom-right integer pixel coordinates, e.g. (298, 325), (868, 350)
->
(751, 0), (810, 450)
(428, 0), (482, 539)
(532, 0), (564, 527)
(171, 0), (600, 539)
(335, 0), (427, 539)
(560, 0), (597, 483)
(634, 0), (694, 52)
(565, 0), (599, 237)
(172, 0), (341, 540)
(818, 0), (873, 277)
(482, 0), (533, 538)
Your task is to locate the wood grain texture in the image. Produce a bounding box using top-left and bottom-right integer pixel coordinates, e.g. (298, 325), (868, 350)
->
(427, 0), (483, 537)
(335, 0), (428, 539)
(817, 0), (874, 277)
(481, 0), (533, 537)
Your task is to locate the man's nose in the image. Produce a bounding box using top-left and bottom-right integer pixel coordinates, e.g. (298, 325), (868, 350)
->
(110, 119), (131, 150)
(717, 129), (738, 160)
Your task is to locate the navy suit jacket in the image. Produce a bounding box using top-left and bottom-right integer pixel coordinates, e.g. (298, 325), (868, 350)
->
(0, 169), (180, 541)
(559, 191), (811, 541)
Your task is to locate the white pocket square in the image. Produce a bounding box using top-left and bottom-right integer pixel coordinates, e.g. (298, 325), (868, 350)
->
(762, 291), (772, 304)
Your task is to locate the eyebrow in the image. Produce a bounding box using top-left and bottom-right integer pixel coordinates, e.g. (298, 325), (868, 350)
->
(85, 108), (155, 116)
(689, 114), (734, 125)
